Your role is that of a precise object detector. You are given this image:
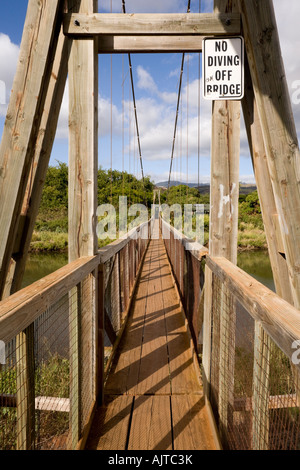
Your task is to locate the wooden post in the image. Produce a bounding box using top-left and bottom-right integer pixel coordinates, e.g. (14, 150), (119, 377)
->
(69, 284), (82, 450)
(252, 321), (271, 450)
(218, 284), (236, 445)
(203, 0), (240, 400)
(0, 0), (64, 299)
(238, 0), (300, 308)
(97, 265), (105, 406)
(242, 55), (293, 305)
(16, 324), (35, 450)
(68, 0), (98, 449)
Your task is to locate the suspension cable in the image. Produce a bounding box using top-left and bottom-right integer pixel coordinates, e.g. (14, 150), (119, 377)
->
(167, 0), (191, 193)
(122, 0), (145, 187)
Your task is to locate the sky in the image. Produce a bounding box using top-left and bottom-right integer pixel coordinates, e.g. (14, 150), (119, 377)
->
(0, 0), (300, 185)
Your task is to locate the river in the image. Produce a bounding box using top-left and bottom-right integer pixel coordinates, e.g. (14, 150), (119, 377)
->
(22, 249), (275, 291)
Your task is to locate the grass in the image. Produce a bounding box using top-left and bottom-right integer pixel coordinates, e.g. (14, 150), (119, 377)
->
(237, 222), (267, 250)
(0, 354), (70, 450)
(30, 231), (68, 253)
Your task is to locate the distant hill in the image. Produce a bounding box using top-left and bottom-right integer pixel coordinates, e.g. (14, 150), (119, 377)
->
(156, 181), (257, 195)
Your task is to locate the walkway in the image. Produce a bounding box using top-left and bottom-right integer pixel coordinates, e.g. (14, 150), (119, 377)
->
(85, 236), (216, 450)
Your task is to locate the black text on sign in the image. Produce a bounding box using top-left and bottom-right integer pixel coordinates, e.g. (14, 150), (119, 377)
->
(202, 37), (244, 100)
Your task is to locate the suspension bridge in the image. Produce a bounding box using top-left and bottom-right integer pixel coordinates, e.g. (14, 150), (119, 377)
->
(0, 0), (300, 451)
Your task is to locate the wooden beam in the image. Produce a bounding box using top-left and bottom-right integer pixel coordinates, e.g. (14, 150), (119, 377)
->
(8, 26), (69, 296)
(203, 0), (240, 404)
(238, 0), (300, 308)
(206, 255), (300, 371)
(0, 0), (64, 299)
(98, 35), (204, 53)
(64, 12), (241, 36)
(242, 54), (293, 304)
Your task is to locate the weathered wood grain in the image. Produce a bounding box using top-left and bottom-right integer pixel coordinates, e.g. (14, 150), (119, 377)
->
(64, 12), (241, 36)
(0, 255), (99, 343)
(98, 35), (205, 53)
(206, 255), (300, 370)
(0, 0), (64, 298)
(238, 0), (300, 308)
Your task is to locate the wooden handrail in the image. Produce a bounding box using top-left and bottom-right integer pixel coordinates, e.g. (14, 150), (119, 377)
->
(160, 217), (208, 260)
(206, 255), (300, 370)
(0, 255), (99, 343)
(98, 218), (151, 263)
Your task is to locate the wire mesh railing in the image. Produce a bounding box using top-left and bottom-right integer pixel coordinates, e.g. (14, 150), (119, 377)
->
(160, 217), (207, 354)
(0, 220), (150, 450)
(161, 217), (300, 450)
(205, 256), (300, 450)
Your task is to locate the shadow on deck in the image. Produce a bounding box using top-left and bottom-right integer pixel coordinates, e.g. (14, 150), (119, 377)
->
(85, 238), (217, 450)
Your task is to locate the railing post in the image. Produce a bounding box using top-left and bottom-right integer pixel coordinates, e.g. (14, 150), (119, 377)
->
(69, 283), (82, 450)
(16, 324), (35, 450)
(252, 321), (271, 450)
(97, 264), (105, 406)
(218, 284), (236, 445)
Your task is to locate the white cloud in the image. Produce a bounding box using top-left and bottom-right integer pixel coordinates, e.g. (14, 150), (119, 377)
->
(0, 33), (20, 116)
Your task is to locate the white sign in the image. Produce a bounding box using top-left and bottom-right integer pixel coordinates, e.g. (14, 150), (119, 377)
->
(202, 36), (244, 100)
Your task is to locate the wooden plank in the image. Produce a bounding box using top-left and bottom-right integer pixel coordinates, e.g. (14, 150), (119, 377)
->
(241, 54), (293, 304)
(16, 324), (35, 450)
(0, 0), (64, 299)
(64, 12), (241, 36)
(35, 396), (70, 413)
(238, 0), (300, 308)
(128, 395), (172, 450)
(158, 239), (201, 395)
(85, 395), (133, 450)
(103, 236), (150, 385)
(98, 35), (205, 53)
(135, 240), (170, 396)
(172, 395), (217, 450)
(104, 245), (151, 395)
(206, 255), (300, 370)
(252, 321), (271, 450)
(0, 255), (99, 344)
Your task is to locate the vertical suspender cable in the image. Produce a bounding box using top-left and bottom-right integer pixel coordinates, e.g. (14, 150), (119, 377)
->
(122, 0), (145, 195)
(167, 0), (191, 194)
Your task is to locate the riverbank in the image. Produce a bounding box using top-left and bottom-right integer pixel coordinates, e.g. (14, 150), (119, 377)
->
(29, 223), (267, 253)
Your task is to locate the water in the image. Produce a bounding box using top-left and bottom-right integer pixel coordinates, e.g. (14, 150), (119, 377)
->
(22, 253), (68, 288)
(237, 250), (275, 292)
(22, 249), (275, 291)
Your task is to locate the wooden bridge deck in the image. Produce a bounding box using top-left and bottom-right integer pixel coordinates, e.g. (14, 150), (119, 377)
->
(85, 236), (216, 450)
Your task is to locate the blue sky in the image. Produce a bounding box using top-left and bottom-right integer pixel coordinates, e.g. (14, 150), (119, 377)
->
(0, 0), (300, 185)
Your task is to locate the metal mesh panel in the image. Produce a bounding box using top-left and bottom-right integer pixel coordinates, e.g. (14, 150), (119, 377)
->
(0, 272), (97, 450)
(208, 268), (300, 450)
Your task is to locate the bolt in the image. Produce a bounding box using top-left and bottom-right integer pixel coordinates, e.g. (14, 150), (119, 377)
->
(225, 18), (231, 26)
(74, 19), (80, 26)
